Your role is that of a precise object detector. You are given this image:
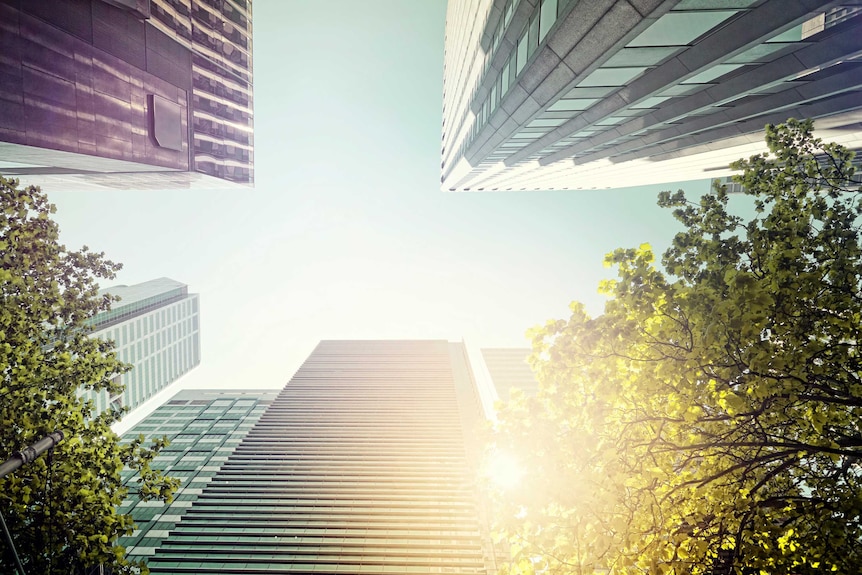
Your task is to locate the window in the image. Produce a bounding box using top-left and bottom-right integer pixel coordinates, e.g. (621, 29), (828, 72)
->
(603, 46), (679, 67)
(527, 118), (568, 128)
(539, 0), (558, 42)
(548, 97), (600, 112)
(681, 63), (744, 84)
(577, 66), (649, 87)
(517, 28), (529, 74)
(527, 12), (540, 58)
(628, 11), (738, 47)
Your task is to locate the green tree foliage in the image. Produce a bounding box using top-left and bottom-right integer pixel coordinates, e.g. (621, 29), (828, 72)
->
(0, 177), (178, 574)
(490, 120), (862, 575)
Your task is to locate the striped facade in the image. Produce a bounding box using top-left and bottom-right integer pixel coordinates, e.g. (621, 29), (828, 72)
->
(148, 0), (254, 185)
(144, 340), (492, 575)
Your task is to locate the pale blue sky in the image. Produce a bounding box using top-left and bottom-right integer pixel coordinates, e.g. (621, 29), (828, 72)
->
(48, 1), (713, 423)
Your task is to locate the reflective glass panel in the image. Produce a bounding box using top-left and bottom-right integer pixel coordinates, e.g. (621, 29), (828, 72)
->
(628, 11), (738, 47)
(578, 66), (649, 87)
(603, 46), (680, 67)
(548, 97), (600, 111)
(682, 63), (744, 84)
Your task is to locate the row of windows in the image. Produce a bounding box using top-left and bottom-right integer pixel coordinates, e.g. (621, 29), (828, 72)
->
(111, 318), (198, 365)
(462, 1), (768, 169)
(88, 287), (187, 330)
(150, 552), (483, 565)
(148, 561), (484, 574)
(157, 535), (480, 547)
(464, 1), (814, 173)
(120, 396), (270, 550)
(169, 526), (481, 537)
(524, 14), (809, 163)
(96, 298), (198, 345)
(83, 331), (201, 413)
(463, 0), (575, 159)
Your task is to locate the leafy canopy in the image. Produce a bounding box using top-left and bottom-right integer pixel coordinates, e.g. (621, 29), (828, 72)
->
(491, 120), (862, 575)
(0, 177), (178, 574)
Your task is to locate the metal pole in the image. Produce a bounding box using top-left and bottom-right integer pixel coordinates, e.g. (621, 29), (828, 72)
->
(0, 431), (66, 575)
(0, 431), (64, 480)
(0, 509), (25, 575)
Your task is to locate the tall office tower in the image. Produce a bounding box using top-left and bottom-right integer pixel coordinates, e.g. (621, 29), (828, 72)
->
(480, 348), (539, 402)
(143, 340), (493, 575)
(441, 1), (862, 192)
(83, 277), (201, 413)
(0, 0), (253, 191)
(117, 389), (277, 563)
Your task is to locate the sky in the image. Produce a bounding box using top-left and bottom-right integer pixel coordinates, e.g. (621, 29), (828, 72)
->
(46, 1), (714, 428)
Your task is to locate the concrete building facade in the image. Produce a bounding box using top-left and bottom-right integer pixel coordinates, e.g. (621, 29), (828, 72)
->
(139, 340), (493, 574)
(0, 0), (253, 191)
(84, 277), (201, 413)
(441, 0), (862, 191)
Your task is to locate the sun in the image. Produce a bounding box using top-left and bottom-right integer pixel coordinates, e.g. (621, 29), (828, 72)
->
(484, 448), (525, 491)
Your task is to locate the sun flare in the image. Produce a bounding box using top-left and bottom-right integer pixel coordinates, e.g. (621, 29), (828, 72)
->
(485, 449), (526, 491)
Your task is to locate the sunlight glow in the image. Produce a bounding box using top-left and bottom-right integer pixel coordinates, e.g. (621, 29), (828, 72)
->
(485, 449), (526, 491)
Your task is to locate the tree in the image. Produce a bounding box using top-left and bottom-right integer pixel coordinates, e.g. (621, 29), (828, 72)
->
(0, 176), (178, 574)
(490, 120), (862, 575)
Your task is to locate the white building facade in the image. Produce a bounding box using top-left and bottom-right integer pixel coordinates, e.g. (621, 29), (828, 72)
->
(83, 278), (201, 414)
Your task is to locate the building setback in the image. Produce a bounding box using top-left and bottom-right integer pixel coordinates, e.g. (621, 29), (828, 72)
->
(441, 0), (862, 191)
(0, 0), (253, 191)
(83, 277), (201, 413)
(480, 347), (539, 402)
(142, 340), (493, 575)
(117, 389), (277, 563)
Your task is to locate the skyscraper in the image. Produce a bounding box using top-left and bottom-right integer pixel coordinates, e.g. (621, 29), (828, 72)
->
(83, 277), (201, 413)
(139, 340), (493, 575)
(0, 0), (253, 191)
(117, 389), (277, 564)
(480, 347), (539, 402)
(441, 1), (862, 192)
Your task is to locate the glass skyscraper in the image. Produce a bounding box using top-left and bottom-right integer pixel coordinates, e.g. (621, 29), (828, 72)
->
(0, 0), (253, 191)
(83, 277), (201, 414)
(118, 389), (276, 563)
(133, 340), (493, 574)
(441, 1), (862, 191)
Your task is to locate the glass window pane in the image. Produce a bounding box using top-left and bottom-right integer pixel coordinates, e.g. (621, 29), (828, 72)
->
(577, 66), (649, 87)
(603, 46), (679, 67)
(595, 116), (627, 126)
(502, 61), (510, 96)
(528, 13), (540, 57)
(725, 42), (793, 64)
(681, 63), (744, 84)
(517, 28), (529, 73)
(673, 0), (758, 8)
(658, 83), (704, 96)
(539, 0), (558, 42)
(766, 23), (802, 42)
(630, 95), (672, 109)
(527, 118), (568, 127)
(548, 97), (600, 111)
(564, 86), (618, 98)
(628, 11), (738, 47)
